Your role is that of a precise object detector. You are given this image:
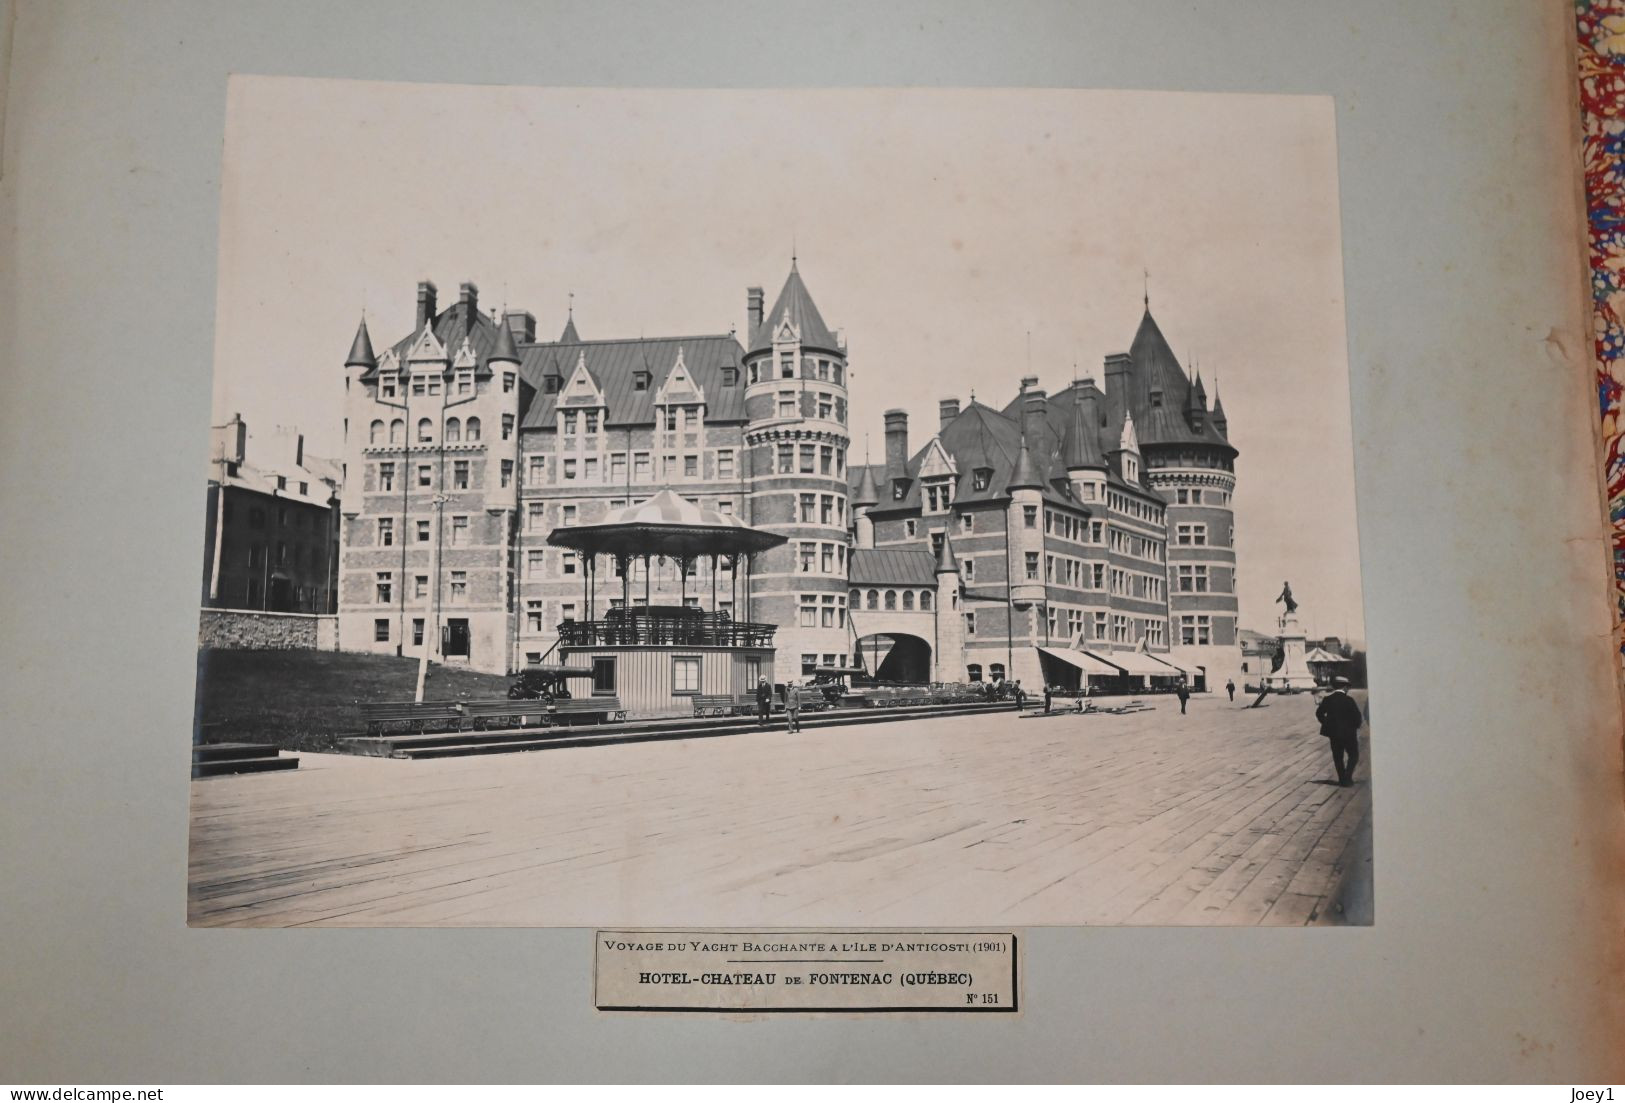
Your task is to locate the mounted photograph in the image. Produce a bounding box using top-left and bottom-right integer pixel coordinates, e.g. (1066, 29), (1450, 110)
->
(189, 79), (1370, 927)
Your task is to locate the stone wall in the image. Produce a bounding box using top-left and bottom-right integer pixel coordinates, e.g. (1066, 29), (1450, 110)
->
(199, 608), (319, 650)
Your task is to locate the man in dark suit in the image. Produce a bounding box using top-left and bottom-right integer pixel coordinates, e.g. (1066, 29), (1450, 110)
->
(1315, 676), (1364, 787)
(755, 677), (773, 727)
(1175, 681), (1190, 714)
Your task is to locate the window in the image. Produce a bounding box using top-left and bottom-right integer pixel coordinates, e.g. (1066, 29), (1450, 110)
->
(560, 602), (577, 623)
(817, 393), (833, 420)
(801, 653), (819, 675)
(584, 457), (599, 481)
(414, 574), (428, 599)
(920, 590), (933, 610)
(417, 465), (432, 487)
(375, 572), (392, 603)
(901, 590), (915, 611)
(457, 372), (472, 396)
(610, 453), (627, 483)
(717, 450), (735, 480)
(779, 354), (794, 380)
(893, 480), (906, 501)
(1023, 505), (1037, 528)
(563, 411), (577, 435)
(864, 589), (878, 609)
(960, 513), (973, 533)
(1091, 521), (1104, 542)
(500, 460), (513, 488)
(526, 550), (544, 578)
(562, 551), (577, 576)
(821, 543), (835, 573)
(563, 458), (577, 480)
(663, 408), (678, 432)
(778, 392), (797, 418)
(819, 445), (833, 474)
(905, 519), (917, 537)
(379, 463), (395, 491)
(412, 618), (424, 646)
(445, 417), (461, 442)
(799, 596), (818, 628)
(1180, 614), (1212, 646)
(417, 519), (430, 543)
(381, 376), (397, 399)
(585, 411), (599, 436)
(973, 468), (992, 492)
(466, 416), (480, 441)
(449, 571), (467, 603)
(526, 502), (545, 532)
(374, 618), (390, 642)
(389, 418), (404, 444)
(962, 557), (975, 580)
(820, 495), (834, 525)
(965, 611), (976, 635)
(369, 419), (384, 444)
(1176, 523), (1207, 546)
(453, 460), (469, 490)
(592, 656), (616, 695)
(884, 590), (897, 610)
(451, 515), (468, 546)
(799, 542), (815, 572)
(967, 663), (983, 683)
(672, 656), (701, 694)
(1092, 563), (1106, 589)
(634, 370), (651, 392)
(417, 418), (433, 442)
(800, 494), (816, 523)
(1025, 551), (1039, 580)
(1177, 564), (1210, 593)
(683, 454), (698, 478)
(377, 518), (394, 546)
(718, 500), (734, 516)
(633, 453), (651, 482)
(503, 371), (515, 393)
(799, 445), (815, 473)
(561, 505), (577, 528)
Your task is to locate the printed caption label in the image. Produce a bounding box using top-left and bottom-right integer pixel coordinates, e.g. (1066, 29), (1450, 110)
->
(594, 929), (1018, 1013)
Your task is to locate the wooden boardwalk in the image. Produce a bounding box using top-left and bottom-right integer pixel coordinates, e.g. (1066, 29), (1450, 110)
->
(188, 692), (1371, 927)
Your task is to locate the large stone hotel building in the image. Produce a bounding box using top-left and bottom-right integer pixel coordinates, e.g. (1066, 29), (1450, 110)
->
(335, 261), (1241, 692)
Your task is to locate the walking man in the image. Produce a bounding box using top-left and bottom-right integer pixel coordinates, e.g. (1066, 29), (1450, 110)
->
(1315, 676), (1364, 787)
(755, 676), (772, 728)
(1044, 684), (1053, 714)
(1226, 678), (1236, 703)
(1176, 680), (1190, 715)
(785, 680), (802, 733)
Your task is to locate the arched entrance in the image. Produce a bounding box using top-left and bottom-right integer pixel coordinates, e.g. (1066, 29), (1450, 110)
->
(855, 633), (933, 684)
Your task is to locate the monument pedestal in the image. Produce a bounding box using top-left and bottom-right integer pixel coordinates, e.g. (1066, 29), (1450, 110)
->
(1264, 612), (1317, 691)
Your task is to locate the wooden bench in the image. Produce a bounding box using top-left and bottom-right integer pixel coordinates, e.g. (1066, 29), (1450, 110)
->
(691, 694), (741, 717)
(552, 696), (628, 725)
(360, 703), (465, 734)
(460, 701), (553, 729)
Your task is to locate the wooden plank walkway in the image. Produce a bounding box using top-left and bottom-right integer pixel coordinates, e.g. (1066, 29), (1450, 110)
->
(187, 692), (1372, 927)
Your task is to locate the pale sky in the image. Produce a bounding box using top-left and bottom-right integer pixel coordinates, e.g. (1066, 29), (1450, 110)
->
(213, 79), (1362, 642)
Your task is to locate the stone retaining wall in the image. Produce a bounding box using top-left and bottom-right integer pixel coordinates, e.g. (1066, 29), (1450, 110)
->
(199, 608), (339, 650)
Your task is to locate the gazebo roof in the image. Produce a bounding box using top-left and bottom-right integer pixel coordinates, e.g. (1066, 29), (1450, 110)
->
(545, 488), (788, 559)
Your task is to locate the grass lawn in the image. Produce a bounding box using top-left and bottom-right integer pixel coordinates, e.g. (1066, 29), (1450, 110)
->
(194, 649), (513, 752)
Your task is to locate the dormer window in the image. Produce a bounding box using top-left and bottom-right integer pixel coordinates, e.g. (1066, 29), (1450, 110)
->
(779, 353), (794, 379)
(633, 369), (651, 391)
(544, 374), (561, 395)
(722, 366), (738, 387)
(893, 479), (907, 501)
(972, 468), (992, 492)
(380, 374), (398, 399)
(1150, 387), (1163, 408)
(1124, 455), (1139, 482)
(456, 371), (473, 395)
(502, 371), (515, 393)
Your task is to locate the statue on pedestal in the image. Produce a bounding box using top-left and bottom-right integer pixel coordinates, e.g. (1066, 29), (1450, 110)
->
(1276, 581), (1298, 616)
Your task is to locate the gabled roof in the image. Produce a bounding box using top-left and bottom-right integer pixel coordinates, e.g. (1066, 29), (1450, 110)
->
(345, 317), (377, 369)
(518, 334), (746, 429)
(849, 547), (938, 586)
(372, 298), (503, 380)
(747, 260), (840, 354)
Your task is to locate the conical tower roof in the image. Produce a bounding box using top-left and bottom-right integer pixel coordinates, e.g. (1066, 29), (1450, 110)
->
(559, 311), (581, 344)
(935, 529), (959, 574)
(1007, 437), (1045, 491)
(748, 259), (839, 354)
(1061, 389), (1107, 470)
(345, 317), (377, 369)
(852, 463), (880, 506)
(489, 317), (520, 363)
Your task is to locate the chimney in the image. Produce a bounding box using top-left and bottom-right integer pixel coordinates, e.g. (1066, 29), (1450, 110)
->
(1103, 353), (1132, 391)
(747, 287), (764, 332)
(213, 414), (246, 466)
(939, 397), (960, 431)
(884, 408), (910, 484)
(1022, 387), (1048, 454)
(416, 281), (438, 331)
(291, 433), (304, 468)
(504, 310), (536, 343)
(458, 281), (479, 321)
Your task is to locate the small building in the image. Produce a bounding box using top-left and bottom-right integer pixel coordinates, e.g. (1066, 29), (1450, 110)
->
(203, 415), (341, 613)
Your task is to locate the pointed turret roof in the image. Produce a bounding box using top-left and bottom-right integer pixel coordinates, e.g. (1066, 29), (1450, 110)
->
(748, 259), (840, 354)
(852, 462), (880, 506)
(490, 317), (520, 363)
(935, 530), (959, 574)
(1212, 379), (1228, 429)
(1061, 389), (1107, 470)
(345, 317), (377, 369)
(560, 311), (581, 344)
(1007, 437), (1045, 491)
(1121, 306), (1234, 452)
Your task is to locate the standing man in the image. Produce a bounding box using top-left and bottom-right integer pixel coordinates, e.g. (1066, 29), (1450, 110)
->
(1176, 680), (1190, 715)
(1226, 678), (1236, 703)
(785, 680), (802, 733)
(755, 676), (773, 728)
(1044, 684), (1053, 714)
(1315, 676), (1364, 787)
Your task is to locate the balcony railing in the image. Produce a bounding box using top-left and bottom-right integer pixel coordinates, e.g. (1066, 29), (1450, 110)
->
(556, 609), (777, 649)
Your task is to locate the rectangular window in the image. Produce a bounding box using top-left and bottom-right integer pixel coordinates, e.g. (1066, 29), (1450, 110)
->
(633, 453), (651, 481)
(375, 572), (392, 603)
(453, 460), (469, 489)
(584, 457), (599, 482)
(414, 574), (428, 599)
(449, 571), (466, 603)
(821, 543), (835, 573)
(683, 454), (698, 478)
(1177, 523), (1208, 546)
(718, 500), (734, 516)
(820, 495), (834, 524)
(800, 494), (816, 523)
(1025, 552), (1039, 580)
(527, 456), (545, 483)
(1023, 505), (1037, 528)
(562, 504), (577, 526)
(965, 611), (976, 635)
(526, 550), (544, 578)
(819, 445), (833, 474)
(610, 453), (627, 482)
(374, 618), (390, 642)
(799, 445), (815, 473)
(563, 458), (577, 480)
(717, 450), (735, 480)
(961, 513), (973, 533)
(500, 460), (513, 488)
(412, 618), (424, 646)
(503, 371), (515, 393)
(672, 656), (701, 694)
(526, 502), (545, 532)
(905, 518), (917, 537)
(778, 392), (797, 418)
(451, 515), (469, 546)
(417, 465), (431, 487)
(378, 463), (395, 492)
(381, 377), (397, 398)
(377, 518), (394, 546)
(592, 656), (616, 695)
(563, 411), (577, 435)
(585, 411), (599, 435)
(561, 602), (577, 623)
(799, 542), (815, 572)
(417, 519), (430, 543)
(799, 596), (818, 627)
(962, 557), (974, 580)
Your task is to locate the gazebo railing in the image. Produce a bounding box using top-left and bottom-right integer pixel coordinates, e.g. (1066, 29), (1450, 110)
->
(556, 611), (777, 649)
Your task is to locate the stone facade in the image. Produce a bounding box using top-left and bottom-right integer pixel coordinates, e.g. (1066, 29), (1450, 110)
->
(199, 608), (321, 650)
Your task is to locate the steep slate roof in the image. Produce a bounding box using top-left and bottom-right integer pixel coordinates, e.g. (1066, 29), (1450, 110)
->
(849, 547), (938, 586)
(371, 298), (504, 380)
(747, 261), (841, 354)
(489, 316), (520, 363)
(559, 313), (581, 344)
(346, 317), (377, 369)
(1059, 387), (1107, 469)
(1120, 309), (1234, 452)
(851, 462), (880, 506)
(518, 333), (746, 429)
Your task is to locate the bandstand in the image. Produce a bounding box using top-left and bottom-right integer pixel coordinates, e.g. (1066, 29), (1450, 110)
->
(545, 489), (787, 719)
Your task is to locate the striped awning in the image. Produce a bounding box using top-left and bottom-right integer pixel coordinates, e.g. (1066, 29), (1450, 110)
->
(1037, 646), (1124, 676)
(546, 488), (787, 558)
(1086, 649), (1180, 678)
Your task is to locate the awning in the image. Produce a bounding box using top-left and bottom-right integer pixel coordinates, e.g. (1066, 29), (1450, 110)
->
(1303, 647), (1344, 664)
(1037, 646), (1125, 676)
(1149, 654), (1203, 677)
(1086, 649), (1179, 678)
